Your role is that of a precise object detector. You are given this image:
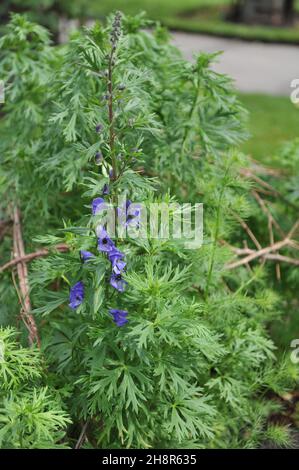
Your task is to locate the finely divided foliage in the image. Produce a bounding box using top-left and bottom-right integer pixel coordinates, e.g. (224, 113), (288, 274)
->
(0, 13), (297, 448)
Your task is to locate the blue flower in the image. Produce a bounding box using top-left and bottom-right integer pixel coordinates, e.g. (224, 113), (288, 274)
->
(80, 250), (94, 262)
(69, 281), (84, 310)
(109, 309), (128, 327)
(110, 272), (127, 292)
(97, 227), (116, 253)
(118, 200), (141, 227)
(96, 123), (103, 133)
(95, 152), (103, 165)
(126, 202), (141, 227)
(108, 249), (126, 274)
(102, 183), (110, 196)
(92, 197), (106, 215)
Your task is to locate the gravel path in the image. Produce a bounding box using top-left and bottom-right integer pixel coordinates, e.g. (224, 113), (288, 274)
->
(171, 32), (299, 96)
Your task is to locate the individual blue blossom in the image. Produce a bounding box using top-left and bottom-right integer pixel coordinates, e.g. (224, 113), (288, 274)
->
(97, 227), (116, 253)
(80, 250), (95, 262)
(110, 272), (127, 292)
(126, 202), (141, 227)
(96, 123), (103, 133)
(108, 249), (126, 274)
(92, 197), (106, 215)
(69, 281), (84, 310)
(118, 200), (141, 227)
(109, 309), (128, 327)
(102, 183), (110, 195)
(109, 169), (115, 179)
(95, 151), (103, 165)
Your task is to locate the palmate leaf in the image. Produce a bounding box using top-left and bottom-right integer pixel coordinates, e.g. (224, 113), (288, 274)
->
(81, 359), (151, 416)
(42, 321), (88, 374)
(162, 388), (216, 442)
(32, 290), (69, 316)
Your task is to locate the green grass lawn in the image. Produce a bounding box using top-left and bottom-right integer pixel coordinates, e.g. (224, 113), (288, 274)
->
(239, 94), (299, 163)
(85, 0), (299, 43)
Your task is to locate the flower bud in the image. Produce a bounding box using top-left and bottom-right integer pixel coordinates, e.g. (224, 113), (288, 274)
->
(95, 151), (103, 165)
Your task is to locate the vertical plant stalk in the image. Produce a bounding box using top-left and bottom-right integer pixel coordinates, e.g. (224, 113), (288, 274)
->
(12, 206), (40, 347)
(107, 12), (122, 182)
(205, 167), (229, 300)
(181, 79), (201, 158)
(108, 54), (117, 180)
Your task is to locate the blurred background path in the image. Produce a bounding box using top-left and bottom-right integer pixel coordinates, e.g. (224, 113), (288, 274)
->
(61, 19), (299, 162)
(171, 32), (299, 95)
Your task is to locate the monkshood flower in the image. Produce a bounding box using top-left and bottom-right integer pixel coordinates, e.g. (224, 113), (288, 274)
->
(97, 227), (116, 253)
(92, 197), (106, 215)
(69, 281), (84, 310)
(95, 151), (103, 165)
(95, 123), (103, 133)
(110, 272), (127, 292)
(127, 202), (141, 227)
(102, 183), (110, 195)
(80, 250), (94, 262)
(118, 200), (141, 227)
(108, 249), (126, 275)
(109, 309), (128, 327)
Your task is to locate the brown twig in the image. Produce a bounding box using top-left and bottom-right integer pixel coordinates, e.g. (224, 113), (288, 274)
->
(232, 211), (262, 250)
(75, 420), (89, 449)
(226, 239), (288, 270)
(227, 220), (299, 269)
(252, 190), (285, 239)
(227, 245), (299, 267)
(241, 168), (280, 196)
(241, 166), (299, 211)
(264, 254), (299, 266)
(0, 243), (69, 274)
(226, 219), (299, 270)
(12, 207), (40, 347)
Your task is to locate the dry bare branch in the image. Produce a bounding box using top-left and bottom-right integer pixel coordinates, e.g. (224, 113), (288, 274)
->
(12, 207), (40, 347)
(0, 243), (69, 274)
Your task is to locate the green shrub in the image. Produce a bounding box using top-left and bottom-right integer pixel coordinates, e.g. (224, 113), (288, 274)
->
(0, 13), (297, 449)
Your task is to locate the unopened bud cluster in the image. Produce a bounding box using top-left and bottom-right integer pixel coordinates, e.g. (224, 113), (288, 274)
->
(110, 11), (122, 48)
